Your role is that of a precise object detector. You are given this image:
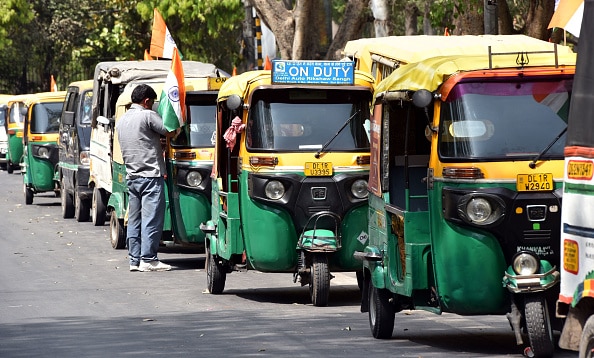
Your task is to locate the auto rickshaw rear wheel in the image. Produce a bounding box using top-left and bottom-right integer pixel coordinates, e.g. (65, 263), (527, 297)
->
(61, 178), (74, 219)
(91, 187), (107, 226)
(369, 284), (395, 339)
(206, 245), (226, 294)
(110, 213), (126, 249)
(579, 315), (594, 358)
(24, 184), (33, 205)
(309, 254), (330, 307)
(74, 188), (90, 222)
(524, 294), (554, 358)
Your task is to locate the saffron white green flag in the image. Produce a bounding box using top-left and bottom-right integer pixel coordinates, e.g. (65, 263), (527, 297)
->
(158, 47), (186, 131)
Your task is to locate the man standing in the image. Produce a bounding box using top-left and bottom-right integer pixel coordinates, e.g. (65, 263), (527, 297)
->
(116, 84), (175, 272)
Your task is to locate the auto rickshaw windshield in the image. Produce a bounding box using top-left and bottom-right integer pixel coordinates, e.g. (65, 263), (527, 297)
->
(0, 107), (6, 126)
(439, 78), (573, 161)
(170, 104), (216, 148)
(246, 89), (370, 152)
(31, 102), (62, 134)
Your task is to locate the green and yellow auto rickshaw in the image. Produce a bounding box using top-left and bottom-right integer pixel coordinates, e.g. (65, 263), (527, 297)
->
(201, 60), (374, 306)
(5, 94), (31, 173)
(0, 94), (12, 170)
(22, 91), (66, 204)
(355, 41), (575, 357)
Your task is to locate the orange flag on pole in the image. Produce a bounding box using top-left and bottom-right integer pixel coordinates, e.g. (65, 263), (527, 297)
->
(144, 49), (153, 61)
(150, 8), (181, 59)
(263, 55), (272, 70)
(50, 75), (57, 92)
(157, 48), (186, 131)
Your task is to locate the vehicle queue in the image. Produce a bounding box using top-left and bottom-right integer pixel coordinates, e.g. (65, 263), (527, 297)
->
(1, 33), (590, 358)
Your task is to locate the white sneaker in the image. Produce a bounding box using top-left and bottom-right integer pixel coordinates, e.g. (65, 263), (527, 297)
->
(139, 260), (171, 272)
(130, 265), (140, 272)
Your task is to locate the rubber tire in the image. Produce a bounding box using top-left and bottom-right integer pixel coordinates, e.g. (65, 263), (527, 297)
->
(110, 213), (126, 249)
(7, 160), (13, 174)
(91, 187), (107, 226)
(61, 179), (75, 219)
(206, 245), (226, 294)
(74, 188), (90, 222)
(369, 284), (395, 339)
(24, 184), (33, 205)
(309, 254), (330, 307)
(580, 315), (594, 358)
(525, 294), (554, 358)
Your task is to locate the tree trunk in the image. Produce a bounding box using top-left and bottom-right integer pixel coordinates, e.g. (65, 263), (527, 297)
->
(249, 0), (295, 59)
(423, 1), (435, 35)
(525, 0), (555, 40)
(325, 0), (369, 60)
(371, 0), (390, 37)
(497, 0), (514, 35)
(404, 3), (420, 35)
(452, 1), (484, 35)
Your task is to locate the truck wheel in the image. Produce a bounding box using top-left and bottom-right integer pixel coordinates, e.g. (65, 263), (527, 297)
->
(525, 294), (554, 358)
(579, 316), (594, 358)
(309, 254), (330, 307)
(24, 184), (33, 205)
(206, 245), (226, 294)
(110, 213), (126, 249)
(369, 284), (395, 339)
(61, 179), (74, 218)
(91, 187), (107, 226)
(74, 188), (90, 222)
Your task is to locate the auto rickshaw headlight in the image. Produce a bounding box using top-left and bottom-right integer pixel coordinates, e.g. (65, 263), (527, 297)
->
(458, 194), (505, 226)
(186, 171), (203, 187)
(351, 179), (368, 199)
(37, 146), (50, 159)
(466, 197), (492, 223)
(79, 151), (90, 165)
(512, 252), (540, 275)
(265, 180), (285, 200)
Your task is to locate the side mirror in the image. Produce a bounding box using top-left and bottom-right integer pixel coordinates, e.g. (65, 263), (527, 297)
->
(62, 111), (75, 126)
(20, 106), (28, 116)
(412, 89), (433, 108)
(97, 116), (110, 125)
(225, 94), (242, 111)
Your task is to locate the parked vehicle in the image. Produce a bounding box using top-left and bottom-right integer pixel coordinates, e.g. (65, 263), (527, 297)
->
(556, 2), (594, 357)
(58, 80), (94, 221)
(22, 91), (67, 205)
(87, 61), (227, 247)
(354, 39), (575, 357)
(5, 94), (31, 173)
(0, 94), (12, 170)
(201, 61), (374, 306)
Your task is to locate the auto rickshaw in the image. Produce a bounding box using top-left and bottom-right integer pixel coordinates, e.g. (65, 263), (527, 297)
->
(89, 60), (226, 238)
(5, 94), (31, 173)
(0, 94), (12, 170)
(21, 91), (67, 204)
(201, 60), (374, 306)
(58, 80), (94, 221)
(108, 75), (226, 250)
(354, 42), (575, 356)
(556, 3), (594, 356)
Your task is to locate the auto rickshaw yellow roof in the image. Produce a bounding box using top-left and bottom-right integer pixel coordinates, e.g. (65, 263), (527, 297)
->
(374, 51), (577, 100)
(217, 69), (375, 102)
(67, 79), (94, 91)
(343, 35), (574, 74)
(0, 94), (13, 105)
(23, 91), (67, 106)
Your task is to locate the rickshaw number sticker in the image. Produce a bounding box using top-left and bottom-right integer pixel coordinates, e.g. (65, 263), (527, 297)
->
(563, 239), (579, 275)
(516, 173), (553, 191)
(567, 160), (594, 180)
(357, 231), (369, 245)
(304, 162), (333, 176)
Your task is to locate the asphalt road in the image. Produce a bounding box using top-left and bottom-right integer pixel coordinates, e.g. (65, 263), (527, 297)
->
(0, 170), (577, 357)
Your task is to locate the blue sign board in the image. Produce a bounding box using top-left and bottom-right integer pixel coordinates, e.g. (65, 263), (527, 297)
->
(271, 60), (354, 85)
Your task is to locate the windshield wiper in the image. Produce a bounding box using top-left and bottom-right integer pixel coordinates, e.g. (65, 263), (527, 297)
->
(314, 110), (361, 159)
(529, 127), (566, 169)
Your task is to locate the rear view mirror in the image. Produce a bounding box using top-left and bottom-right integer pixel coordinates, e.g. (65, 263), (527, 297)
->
(412, 89), (433, 108)
(62, 111), (75, 126)
(20, 106), (28, 116)
(226, 94), (242, 111)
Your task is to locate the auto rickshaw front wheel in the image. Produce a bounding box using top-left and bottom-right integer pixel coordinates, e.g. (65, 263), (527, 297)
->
(110, 214), (126, 249)
(7, 160), (14, 174)
(24, 184), (33, 205)
(524, 294), (554, 358)
(579, 315), (594, 358)
(74, 188), (90, 222)
(369, 284), (395, 339)
(60, 179), (74, 219)
(309, 254), (331, 307)
(206, 245), (226, 294)
(91, 187), (107, 226)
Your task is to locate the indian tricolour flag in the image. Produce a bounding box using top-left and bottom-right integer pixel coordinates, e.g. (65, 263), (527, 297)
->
(149, 8), (180, 59)
(157, 48), (186, 131)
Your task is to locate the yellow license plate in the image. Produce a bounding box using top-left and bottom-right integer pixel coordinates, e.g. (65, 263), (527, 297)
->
(516, 173), (553, 192)
(304, 162), (333, 176)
